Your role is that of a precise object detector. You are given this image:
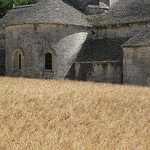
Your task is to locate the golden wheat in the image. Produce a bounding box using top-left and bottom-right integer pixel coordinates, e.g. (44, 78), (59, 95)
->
(0, 77), (150, 150)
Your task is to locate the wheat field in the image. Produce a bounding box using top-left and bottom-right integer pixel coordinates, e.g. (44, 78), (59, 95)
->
(0, 77), (150, 150)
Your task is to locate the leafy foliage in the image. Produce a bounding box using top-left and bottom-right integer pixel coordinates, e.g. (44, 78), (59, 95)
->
(0, 0), (39, 18)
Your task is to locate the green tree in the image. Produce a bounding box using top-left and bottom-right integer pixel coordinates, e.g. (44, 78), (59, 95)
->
(0, 0), (39, 18)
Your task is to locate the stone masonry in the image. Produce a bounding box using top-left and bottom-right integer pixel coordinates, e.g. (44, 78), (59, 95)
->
(5, 24), (90, 79)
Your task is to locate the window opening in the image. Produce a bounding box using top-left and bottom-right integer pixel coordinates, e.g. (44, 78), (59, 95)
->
(45, 52), (52, 70)
(14, 51), (21, 70)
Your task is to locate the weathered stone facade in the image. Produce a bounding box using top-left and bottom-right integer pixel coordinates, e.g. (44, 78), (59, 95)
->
(1, 0), (150, 86)
(92, 23), (150, 86)
(5, 24), (90, 79)
(95, 23), (147, 39)
(75, 62), (122, 83)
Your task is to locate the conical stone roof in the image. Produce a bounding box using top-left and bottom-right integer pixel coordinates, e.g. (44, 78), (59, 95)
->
(3, 0), (90, 27)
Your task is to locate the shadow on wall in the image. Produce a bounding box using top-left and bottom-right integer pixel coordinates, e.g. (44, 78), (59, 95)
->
(66, 36), (130, 83)
(65, 64), (75, 80)
(65, 32), (90, 80)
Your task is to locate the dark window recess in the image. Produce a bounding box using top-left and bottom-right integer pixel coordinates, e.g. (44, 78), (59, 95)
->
(19, 54), (21, 70)
(14, 51), (21, 70)
(45, 53), (52, 70)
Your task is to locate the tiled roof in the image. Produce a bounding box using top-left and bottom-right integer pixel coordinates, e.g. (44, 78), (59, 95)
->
(76, 37), (130, 62)
(3, 0), (90, 27)
(122, 25), (150, 47)
(89, 0), (150, 26)
(0, 5), (34, 33)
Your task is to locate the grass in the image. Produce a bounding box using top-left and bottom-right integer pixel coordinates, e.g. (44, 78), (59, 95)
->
(0, 77), (150, 150)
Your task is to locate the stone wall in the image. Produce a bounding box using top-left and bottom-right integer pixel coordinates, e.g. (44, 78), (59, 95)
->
(123, 46), (150, 86)
(5, 24), (91, 79)
(92, 23), (149, 85)
(75, 62), (122, 84)
(0, 36), (5, 75)
(73, 23), (148, 84)
(95, 23), (147, 39)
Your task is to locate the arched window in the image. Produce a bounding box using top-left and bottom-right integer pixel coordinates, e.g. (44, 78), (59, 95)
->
(14, 51), (21, 70)
(45, 52), (52, 70)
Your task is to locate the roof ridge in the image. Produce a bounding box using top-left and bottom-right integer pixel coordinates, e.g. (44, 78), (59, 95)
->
(12, 4), (35, 9)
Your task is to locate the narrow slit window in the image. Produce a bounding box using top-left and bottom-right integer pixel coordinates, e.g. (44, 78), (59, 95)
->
(45, 52), (52, 70)
(14, 51), (21, 70)
(19, 53), (21, 70)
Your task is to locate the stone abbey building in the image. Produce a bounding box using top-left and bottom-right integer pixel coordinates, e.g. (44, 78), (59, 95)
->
(0, 0), (150, 86)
